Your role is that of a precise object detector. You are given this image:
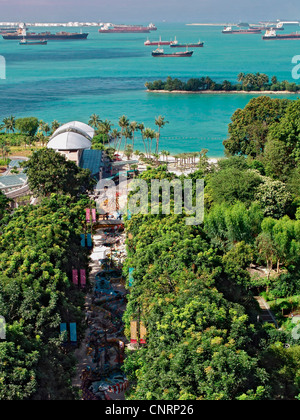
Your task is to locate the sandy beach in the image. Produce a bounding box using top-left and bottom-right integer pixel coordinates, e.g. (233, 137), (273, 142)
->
(116, 151), (220, 176)
(147, 89), (300, 95)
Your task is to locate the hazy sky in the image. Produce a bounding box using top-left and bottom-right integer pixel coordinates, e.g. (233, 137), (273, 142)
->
(0, 0), (299, 23)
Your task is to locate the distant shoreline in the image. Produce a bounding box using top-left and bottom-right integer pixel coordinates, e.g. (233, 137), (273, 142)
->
(186, 23), (233, 26)
(146, 89), (299, 95)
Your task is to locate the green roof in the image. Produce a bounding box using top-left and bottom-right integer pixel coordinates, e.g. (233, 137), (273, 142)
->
(0, 173), (27, 189)
(79, 150), (104, 176)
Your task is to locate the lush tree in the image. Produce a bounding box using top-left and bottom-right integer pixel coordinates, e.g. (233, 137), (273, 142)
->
(0, 193), (91, 399)
(15, 117), (39, 137)
(23, 148), (96, 197)
(255, 178), (293, 219)
(267, 99), (300, 171)
(223, 96), (290, 157)
(206, 167), (262, 206)
(0, 190), (10, 220)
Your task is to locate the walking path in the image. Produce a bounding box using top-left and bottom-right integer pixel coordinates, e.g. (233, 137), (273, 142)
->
(255, 296), (278, 328)
(72, 219), (129, 400)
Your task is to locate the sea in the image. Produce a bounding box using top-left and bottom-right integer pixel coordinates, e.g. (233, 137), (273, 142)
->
(0, 22), (299, 157)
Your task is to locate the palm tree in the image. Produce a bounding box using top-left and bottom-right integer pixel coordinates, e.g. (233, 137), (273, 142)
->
(37, 120), (45, 134)
(155, 116), (169, 154)
(97, 119), (113, 145)
(111, 129), (121, 150)
(165, 150), (170, 164)
(160, 150), (167, 161)
(89, 114), (101, 129)
(118, 115), (130, 153)
(51, 120), (60, 134)
(123, 127), (133, 152)
(2, 116), (16, 133)
(130, 121), (138, 151)
(153, 153), (160, 166)
(237, 73), (245, 83)
(36, 132), (47, 147)
(43, 123), (51, 137)
(143, 128), (156, 158)
(124, 144), (133, 160)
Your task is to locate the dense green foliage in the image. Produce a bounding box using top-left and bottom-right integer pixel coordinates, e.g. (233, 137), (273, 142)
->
(0, 194), (91, 399)
(123, 154), (300, 399)
(0, 191), (10, 221)
(223, 96), (290, 158)
(15, 118), (39, 138)
(24, 148), (96, 197)
(0, 146), (95, 399)
(146, 73), (300, 93)
(223, 97), (300, 192)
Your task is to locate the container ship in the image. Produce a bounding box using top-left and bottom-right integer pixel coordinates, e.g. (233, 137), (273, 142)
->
(263, 29), (300, 40)
(144, 36), (173, 45)
(3, 23), (88, 40)
(152, 48), (193, 57)
(99, 23), (157, 33)
(222, 26), (262, 34)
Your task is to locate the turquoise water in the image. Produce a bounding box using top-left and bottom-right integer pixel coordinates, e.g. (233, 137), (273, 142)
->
(0, 22), (299, 157)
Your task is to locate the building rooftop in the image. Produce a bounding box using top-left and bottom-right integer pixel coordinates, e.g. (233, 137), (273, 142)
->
(47, 130), (92, 151)
(53, 121), (95, 140)
(111, 160), (138, 167)
(0, 173), (27, 190)
(48, 121), (95, 151)
(79, 149), (104, 177)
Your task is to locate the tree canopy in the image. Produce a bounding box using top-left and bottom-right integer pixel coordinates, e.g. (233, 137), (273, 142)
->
(24, 148), (96, 197)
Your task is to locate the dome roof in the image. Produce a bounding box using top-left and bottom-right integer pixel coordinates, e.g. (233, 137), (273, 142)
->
(53, 121), (95, 139)
(47, 130), (92, 151)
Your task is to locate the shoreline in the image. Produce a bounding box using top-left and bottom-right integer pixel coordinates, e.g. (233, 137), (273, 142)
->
(116, 151), (222, 176)
(146, 89), (299, 95)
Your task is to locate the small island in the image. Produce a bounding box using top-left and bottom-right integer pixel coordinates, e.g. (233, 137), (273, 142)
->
(145, 73), (300, 94)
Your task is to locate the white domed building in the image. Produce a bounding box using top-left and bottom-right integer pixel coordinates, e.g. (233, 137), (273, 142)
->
(47, 121), (105, 181)
(52, 121), (95, 140)
(47, 121), (94, 164)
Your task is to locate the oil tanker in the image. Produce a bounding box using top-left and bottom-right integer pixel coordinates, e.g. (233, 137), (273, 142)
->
(263, 29), (300, 40)
(99, 23), (157, 33)
(3, 23), (88, 40)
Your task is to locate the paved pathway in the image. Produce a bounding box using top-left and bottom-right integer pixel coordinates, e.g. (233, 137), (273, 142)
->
(255, 296), (278, 328)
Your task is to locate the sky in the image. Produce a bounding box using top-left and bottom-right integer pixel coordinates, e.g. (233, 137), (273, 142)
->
(0, 0), (299, 23)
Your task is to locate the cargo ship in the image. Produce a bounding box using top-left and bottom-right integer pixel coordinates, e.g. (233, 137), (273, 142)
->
(99, 23), (156, 33)
(263, 29), (300, 40)
(3, 23), (88, 40)
(19, 39), (47, 45)
(0, 26), (18, 34)
(152, 48), (193, 57)
(144, 36), (173, 46)
(222, 26), (262, 34)
(170, 38), (204, 48)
